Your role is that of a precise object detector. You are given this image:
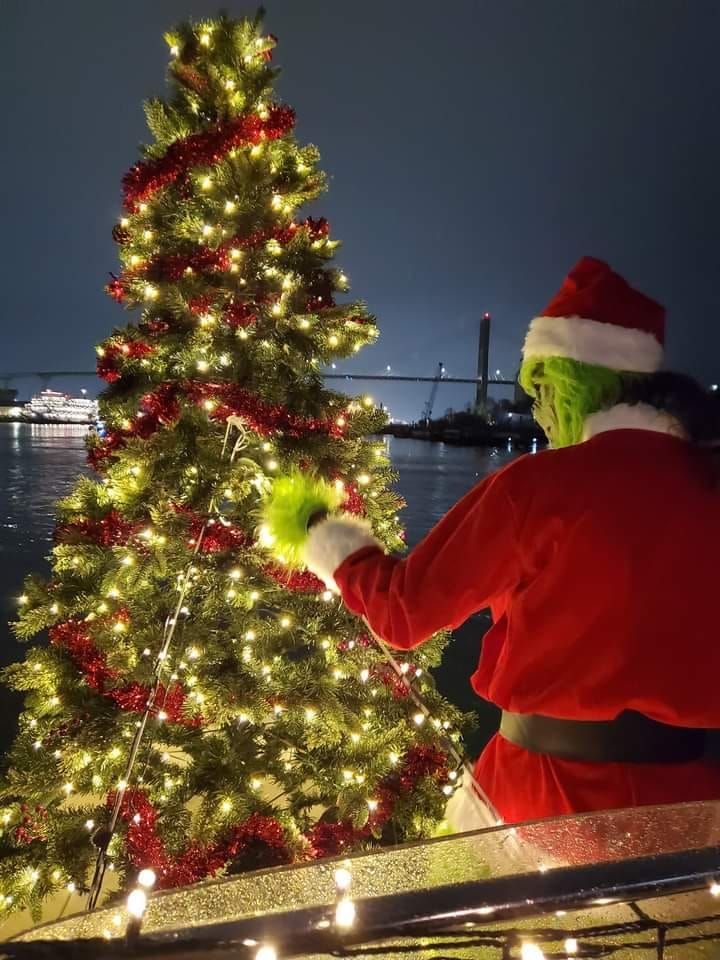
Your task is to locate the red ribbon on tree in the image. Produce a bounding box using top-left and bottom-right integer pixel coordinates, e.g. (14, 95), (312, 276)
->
(122, 106), (295, 210)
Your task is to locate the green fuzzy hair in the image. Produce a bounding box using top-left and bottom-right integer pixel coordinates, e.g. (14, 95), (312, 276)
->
(519, 356), (625, 448)
(261, 469), (342, 567)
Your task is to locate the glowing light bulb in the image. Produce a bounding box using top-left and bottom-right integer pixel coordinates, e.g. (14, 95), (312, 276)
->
(18, 594), (28, 605)
(202, 223), (213, 237)
(201, 176), (213, 190)
(271, 194), (282, 210)
(138, 203), (148, 213)
(305, 707), (317, 721)
(321, 590), (333, 602)
(134, 869), (157, 891)
(357, 473), (370, 486)
(520, 945), (546, 960)
(127, 888), (147, 919)
(711, 882), (720, 896)
(142, 229), (153, 241)
(197, 359), (209, 372)
(144, 284), (159, 301)
(279, 616), (291, 629)
(335, 898), (356, 929)
(255, 947), (277, 960)
(413, 712), (426, 726)
(266, 459), (278, 471)
(328, 334), (339, 347)
(564, 939), (578, 955)
(62, 783), (74, 795)
(170, 44), (179, 56)
(199, 32), (211, 46)
(120, 217), (130, 228)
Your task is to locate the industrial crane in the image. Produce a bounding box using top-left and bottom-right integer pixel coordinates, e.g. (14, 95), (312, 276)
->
(421, 362), (445, 425)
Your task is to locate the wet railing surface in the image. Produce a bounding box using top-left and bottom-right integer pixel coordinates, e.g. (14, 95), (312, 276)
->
(5, 801), (720, 958)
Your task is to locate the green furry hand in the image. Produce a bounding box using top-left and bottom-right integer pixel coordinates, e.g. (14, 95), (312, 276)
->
(261, 469), (342, 567)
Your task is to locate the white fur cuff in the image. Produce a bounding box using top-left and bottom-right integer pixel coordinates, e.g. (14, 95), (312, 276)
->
(304, 515), (381, 590)
(523, 314), (663, 373)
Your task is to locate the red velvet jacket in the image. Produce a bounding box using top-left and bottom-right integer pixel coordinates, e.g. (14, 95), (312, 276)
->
(313, 412), (720, 822)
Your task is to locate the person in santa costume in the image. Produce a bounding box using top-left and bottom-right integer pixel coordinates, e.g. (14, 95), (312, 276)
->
(270, 256), (720, 826)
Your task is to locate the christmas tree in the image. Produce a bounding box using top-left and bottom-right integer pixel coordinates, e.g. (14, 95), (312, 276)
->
(0, 13), (464, 919)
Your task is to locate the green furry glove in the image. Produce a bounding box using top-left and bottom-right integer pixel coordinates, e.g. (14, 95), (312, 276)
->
(261, 469), (342, 567)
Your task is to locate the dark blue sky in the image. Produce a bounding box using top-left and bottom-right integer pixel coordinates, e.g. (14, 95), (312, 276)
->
(3, 1), (719, 420)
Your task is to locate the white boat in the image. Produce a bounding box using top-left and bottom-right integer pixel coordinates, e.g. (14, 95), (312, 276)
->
(22, 389), (98, 424)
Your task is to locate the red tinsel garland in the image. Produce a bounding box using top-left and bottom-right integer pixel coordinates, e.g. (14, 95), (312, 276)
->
(87, 382), (344, 472)
(223, 301), (257, 328)
(305, 745), (449, 858)
(112, 788), (289, 888)
(110, 219), (330, 301)
(186, 380), (345, 439)
(54, 510), (142, 548)
(122, 106), (295, 210)
(99, 747), (447, 880)
(371, 662), (422, 700)
(48, 619), (200, 726)
(193, 519), (249, 553)
(97, 341), (155, 383)
(109, 681), (201, 727)
(263, 564), (325, 593)
(50, 620), (120, 693)
(13, 805), (48, 846)
(342, 483), (366, 516)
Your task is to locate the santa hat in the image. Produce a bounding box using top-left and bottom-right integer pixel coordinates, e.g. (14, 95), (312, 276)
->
(522, 257), (665, 373)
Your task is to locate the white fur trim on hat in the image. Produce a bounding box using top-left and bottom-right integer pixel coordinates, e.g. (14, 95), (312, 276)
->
(523, 315), (663, 373)
(304, 515), (381, 590)
(583, 403), (686, 441)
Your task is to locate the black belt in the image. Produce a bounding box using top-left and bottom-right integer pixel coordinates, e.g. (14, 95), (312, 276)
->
(500, 710), (708, 764)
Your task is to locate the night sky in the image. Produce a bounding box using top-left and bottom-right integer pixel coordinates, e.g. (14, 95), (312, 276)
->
(3, 0), (719, 421)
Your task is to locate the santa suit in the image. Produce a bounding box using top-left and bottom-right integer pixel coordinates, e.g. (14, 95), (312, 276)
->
(309, 411), (720, 823)
(304, 258), (720, 825)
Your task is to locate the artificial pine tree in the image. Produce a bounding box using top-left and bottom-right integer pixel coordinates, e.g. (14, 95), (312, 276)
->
(0, 13), (464, 919)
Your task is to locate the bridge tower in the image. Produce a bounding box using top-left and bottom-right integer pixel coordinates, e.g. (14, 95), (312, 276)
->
(475, 311), (491, 410)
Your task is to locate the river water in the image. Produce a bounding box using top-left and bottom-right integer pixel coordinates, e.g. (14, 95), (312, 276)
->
(0, 425), (518, 753)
